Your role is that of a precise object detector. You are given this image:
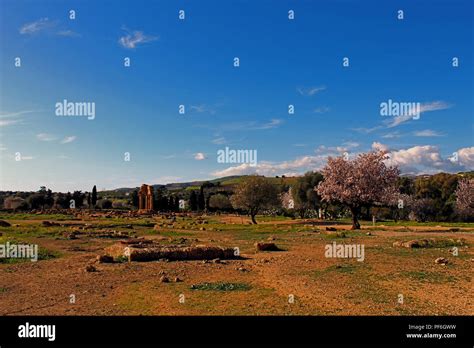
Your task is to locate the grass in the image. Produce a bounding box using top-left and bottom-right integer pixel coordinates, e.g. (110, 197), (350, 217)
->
(401, 271), (458, 284)
(312, 262), (368, 278)
(0, 237), (61, 264)
(0, 213), (74, 220)
(330, 218), (474, 229)
(190, 282), (252, 291)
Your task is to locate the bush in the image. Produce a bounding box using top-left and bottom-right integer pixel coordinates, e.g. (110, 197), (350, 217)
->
(97, 199), (113, 209)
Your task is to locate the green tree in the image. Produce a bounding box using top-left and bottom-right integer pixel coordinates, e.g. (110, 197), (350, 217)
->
(209, 194), (232, 211)
(189, 191), (198, 211)
(198, 187), (205, 211)
(230, 176), (280, 224)
(91, 185), (98, 207)
(293, 171), (324, 218)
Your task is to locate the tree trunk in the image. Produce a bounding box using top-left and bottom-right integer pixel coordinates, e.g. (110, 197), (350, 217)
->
(350, 206), (361, 230)
(251, 213), (257, 224)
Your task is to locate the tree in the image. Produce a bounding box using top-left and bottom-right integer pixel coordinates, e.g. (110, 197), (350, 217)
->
(189, 191), (198, 211)
(174, 196), (180, 211)
(130, 190), (139, 209)
(98, 199), (112, 209)
(317, 151), (399, 229)
(198, 187), (205, 211)
(230, 176), (280, 224)
(293, 171), (324, 218)
(72, 191), (85, 208)
(209, 194), (232, 211)
(455, 178), (474, 220)
(91, 185), (98, 207)
(409, 198), (437, 222)
(26, 193), (45, 210)
(414, 173), (458, 221)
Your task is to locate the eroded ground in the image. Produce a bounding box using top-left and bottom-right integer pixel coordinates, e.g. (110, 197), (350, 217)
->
(0, 213), (473, 315)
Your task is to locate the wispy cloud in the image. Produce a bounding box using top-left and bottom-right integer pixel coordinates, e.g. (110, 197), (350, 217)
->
(0, 109), (38, 127)
(413, 129), (444, 137)
(385, 101), (451, 128)
(189, 104), (219, 115)
(0, 119), (21, 127)
(352, 126), (383, 134)
(161, 154), (176, 160)
(118, 27), (158, 49)
(381, 131), (402, 139)
(313, 106), (330, 114)
(57, 30), (81, 38)
(257, 119), (283, 130)
(19, 18), (56, 35)
(200, 118), (283, 132)
(36, 133), (56, 142)
(61, 136), (77, 144)
(297, 86), (326, 96)
(212, 137), (227, 145)
(0, 110), (37, 118)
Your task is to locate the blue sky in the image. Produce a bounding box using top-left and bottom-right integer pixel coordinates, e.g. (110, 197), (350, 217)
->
(0, 0), (473, 192)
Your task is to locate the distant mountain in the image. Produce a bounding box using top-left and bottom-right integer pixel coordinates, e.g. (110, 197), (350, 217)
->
(107, 176), (245, 194)
(103, 175), (298, 196)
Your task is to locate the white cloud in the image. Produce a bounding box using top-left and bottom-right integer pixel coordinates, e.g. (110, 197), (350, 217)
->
(36, 133), (56, 142)
(413, 129), (443, 137)
(194, 152), (207, 160)
(297, 86), (326, 96)
(457, 147), (474, 168)
(119, 27), (158, 49)
(371, 142), (389, 152)
(382, 144), (474, 174)
(19, 18), (55, 35)
(61, 136), (77, 144)
(212, 155), (328, 177)
(212, 143), (474, 178)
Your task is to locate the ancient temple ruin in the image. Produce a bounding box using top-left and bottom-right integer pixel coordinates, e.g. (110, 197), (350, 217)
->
(138, 184), (154, 212)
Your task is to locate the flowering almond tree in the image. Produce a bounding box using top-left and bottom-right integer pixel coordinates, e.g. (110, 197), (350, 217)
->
(455, 178), (474, 220)
(316, 151), (400, 229)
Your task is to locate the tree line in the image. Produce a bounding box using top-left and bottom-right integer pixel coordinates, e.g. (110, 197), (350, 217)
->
(2, 151), (473, 226)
